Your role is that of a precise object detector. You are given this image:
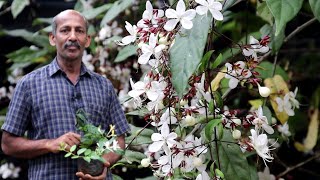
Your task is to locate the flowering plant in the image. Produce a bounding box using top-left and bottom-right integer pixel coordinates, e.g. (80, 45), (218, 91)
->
(59, 109), (123, 163)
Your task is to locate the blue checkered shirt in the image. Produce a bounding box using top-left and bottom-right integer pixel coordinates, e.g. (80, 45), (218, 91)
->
(2, 58), (130, 180)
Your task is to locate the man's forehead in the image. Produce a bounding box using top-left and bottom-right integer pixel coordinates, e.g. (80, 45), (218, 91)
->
(55, 10), (86, 28)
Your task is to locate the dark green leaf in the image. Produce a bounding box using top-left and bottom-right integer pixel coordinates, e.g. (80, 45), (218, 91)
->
(170, 14), (212, 97)
(114, 45), (138, 63)
(212, 130), (251, 180)
(211, 53), (223, 69)
(11, 0), (30, 19)
(126, 108), (149, 117)
(6, 47), (48, 63)
(256, 61), (289, 81)
(222, 0), (237, 12)
(117, 150), (146, 164)
(100, 0), (134, 27)
(266, 0), (303, 36)
(205, 119), (222, 141)
(4, 29), (49, 47)
(309, 0), (320, 22)
(198, 50), (214, 73)
(262, 106), (272, 124)
(257, 2), (273, 25)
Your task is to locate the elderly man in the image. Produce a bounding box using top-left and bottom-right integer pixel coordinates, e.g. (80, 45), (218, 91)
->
(1, 10), (130, 180)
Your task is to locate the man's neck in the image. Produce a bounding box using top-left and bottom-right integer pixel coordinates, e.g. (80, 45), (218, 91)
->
(56, 57), (82, 84)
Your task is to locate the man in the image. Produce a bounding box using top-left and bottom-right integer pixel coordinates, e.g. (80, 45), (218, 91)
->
(1, 10), (130, 180)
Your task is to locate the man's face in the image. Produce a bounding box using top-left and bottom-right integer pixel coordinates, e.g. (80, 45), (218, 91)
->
(49, 11), (91, 61)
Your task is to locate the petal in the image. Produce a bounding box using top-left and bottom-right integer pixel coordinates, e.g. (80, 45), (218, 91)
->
(161, 123), (170, 136)
(209, 9), (223, 21)
(158, 155), (169, 165)
(211, 2), (222, 11)
(249, 36), (259, 45)
(148, 141), (164, 152)
(262, 124), (275, 134)
(181, 19), (193, 29)
(228, 77), (239, 89)
(176, 0), (186, 15)
(243, 48), (253, 56)
(128, 89), (145, 98)
(149, 33), (157, 48)
(182, 9), (197, 20)
(165, 9), (179, 19)
(151, 133), (163, 141)
(195, 0), (208, 6)
(146, 90), (159, 101)
(138, 52), (152, 64)
(164, 19), (179, 31)
(196, 6), (208, 15)
(121, 35), (135, 45)
(257, 46), (269, 53)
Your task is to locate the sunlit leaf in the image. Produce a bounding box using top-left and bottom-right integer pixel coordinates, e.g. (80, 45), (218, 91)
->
(170, 14), (212, 97)
(70, 145), (77, 152)
(309, 0), (320, 22)
(249, 99), (263, 109)
(65, 152), (72, 158)
(205, 119), (222, 141)
(266, 0), (303, 36)
(210, 71), (226, 92)
(11, 0), (30, 19)
(100, 0), (134, 27)
(82, 4), (112, 20)
(114, 45), (137, 63)
(264, 75), (289, 124)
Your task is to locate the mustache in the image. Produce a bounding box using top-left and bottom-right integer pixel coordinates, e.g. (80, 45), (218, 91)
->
(64, 41), (80, 49)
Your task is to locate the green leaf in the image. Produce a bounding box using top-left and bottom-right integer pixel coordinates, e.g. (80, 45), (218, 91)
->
(6, 47), (48, 63)
(309, 0), (320, 22)
(211, 53), (223, 69)
(260, 24), (285, 53)
(262, 106), (272, 124)
(118, 150), (146, 164)
(170, 14), (212, 97)
(266, 0), (304, 36)
(114, 45), (137, 63)
(3, 29), (49, 48)
(257, 2), (273, 25)
(84, 149), (92, 156)
(65, 152), (72, 158)
(83, 156), (91, 163)
(0, 1), (5, 9)
(77, 148), (87, 155)
(112, 174), (124, 180)
(215, 169), (225, 178)
(82, 4), (112, 20)
(70, 145), (77, 152)
(205, 119), (222, 141)
(222, 0), (237, 12)
(126, 108), (149, 117)
(11, 0), (30, 19)
(255, 61), (289, 81)
(212, 130), (251, 180)
(100, 0), (134, 27)
(198, 50), (214, 73)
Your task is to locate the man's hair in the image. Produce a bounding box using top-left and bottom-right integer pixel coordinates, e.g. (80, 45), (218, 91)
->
(51, 10), (89, 35)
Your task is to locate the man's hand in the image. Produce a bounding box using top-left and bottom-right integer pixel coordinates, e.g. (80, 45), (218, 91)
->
(76, 167), (108, 180)
(46, 132), (81, 153)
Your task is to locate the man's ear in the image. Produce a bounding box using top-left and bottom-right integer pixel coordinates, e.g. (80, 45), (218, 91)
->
(85, 35), (91, 48)
(49, 32), (56, 46)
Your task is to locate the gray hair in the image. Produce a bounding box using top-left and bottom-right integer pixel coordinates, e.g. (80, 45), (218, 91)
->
(51, 10), (89, 35)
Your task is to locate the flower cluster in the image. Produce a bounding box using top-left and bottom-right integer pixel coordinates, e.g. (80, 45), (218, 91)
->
(118, 0), (297, 179)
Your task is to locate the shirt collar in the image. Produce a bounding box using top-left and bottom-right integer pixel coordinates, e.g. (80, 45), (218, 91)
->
(48, 57), (92, 77)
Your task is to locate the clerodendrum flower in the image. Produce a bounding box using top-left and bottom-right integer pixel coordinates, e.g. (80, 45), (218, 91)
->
(164, 0), (196, 31)
(118, 21), (137, 45)
(249, 129), (274, 165)
(148, 123), (177, 152)
(137, 1), (164, 28)
(225, 61), (252, 89)
(138, 33), (166, 65)
(275, 87), (299, 116)
(195, 0), (223, 21)
(242, 36), (269, 59)
(253, 106), (274, 134)
(196, 170), (211, 180)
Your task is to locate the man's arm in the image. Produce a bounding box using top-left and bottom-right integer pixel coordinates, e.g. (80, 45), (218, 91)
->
(1, 131), (81, 159)
(102, 134), (126, 167)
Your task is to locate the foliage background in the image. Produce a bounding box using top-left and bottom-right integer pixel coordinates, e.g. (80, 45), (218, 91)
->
(0, 0), (320, 179)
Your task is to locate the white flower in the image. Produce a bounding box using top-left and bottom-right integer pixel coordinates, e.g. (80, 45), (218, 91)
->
(276, 95), (294, 116)
(137, 1), (164, 28)
(182, 115), (197, 127)
(249, 129), (274, 164)
(0, 87), (7, 99)
(242, 36), (269, 59)
(225, 61), (252, 89)
(164, 0), (196, 31)
(128, 78), (147, 99)
(195, 0), (223, 21)
(277, 122), (291, 137)
(258, 166), (276, 180)
(138, 33), (166, 65)
(146, 80), (167, 101)
(253, 106), (274, 134)
(151, 108), (177, 127)
(232, 129), (241, 139)
(148, 123), (177, 152)
(118, 21), (137, 45)
(0, 163), (21, 179)
(195, 74), (212, 102)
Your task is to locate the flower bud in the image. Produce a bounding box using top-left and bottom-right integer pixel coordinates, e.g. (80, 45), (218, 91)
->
(232, 129), (241, 139)
(271, 117), (277, 124)
(180, 99), (188, 106)
(193, 157), (203, 167)
(185, 115), (196, 126)
(258, 84), (271, 97)
(141, 158), (151, 167)
(232, 118), (242, 126)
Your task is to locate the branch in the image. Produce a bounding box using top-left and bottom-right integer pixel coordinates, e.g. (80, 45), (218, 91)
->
(284, 17), (317, 43)
(277, 151), (320, 178)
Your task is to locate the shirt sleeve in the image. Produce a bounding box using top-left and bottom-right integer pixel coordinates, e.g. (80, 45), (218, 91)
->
(107, 82), (130, 136)
(1, 77), (31, 136)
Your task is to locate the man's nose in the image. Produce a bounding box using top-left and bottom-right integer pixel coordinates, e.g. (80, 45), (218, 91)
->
(69, 30), (77, 40)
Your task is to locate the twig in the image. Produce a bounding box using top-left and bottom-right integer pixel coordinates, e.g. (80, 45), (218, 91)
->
(125, 120), (152, 150)
(277, 151), (320, 178)
(284, 17), (317, 43)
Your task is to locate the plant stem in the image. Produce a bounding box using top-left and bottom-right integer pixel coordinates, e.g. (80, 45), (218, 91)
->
(283, 17), (317, 44)
(125, 120), (152, 150)
(277, 151), (320, 178)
